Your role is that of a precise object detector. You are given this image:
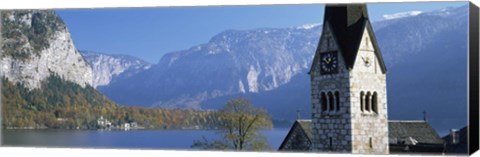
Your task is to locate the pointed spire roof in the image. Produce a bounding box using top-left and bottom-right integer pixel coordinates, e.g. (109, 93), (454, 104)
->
(311, 4), (387, 74)
(324, 4), (368, 30)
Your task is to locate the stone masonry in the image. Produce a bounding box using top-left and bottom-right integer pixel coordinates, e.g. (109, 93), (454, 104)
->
(309, 15), (389, 154)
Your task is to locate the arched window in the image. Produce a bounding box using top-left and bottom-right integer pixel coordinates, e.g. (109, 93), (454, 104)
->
(365, 92), (371, 112)
(335, 91), (340, 111)
(372, 92), (378, 113)
(329, 137), (333, 149)
(360, 91), (365, 112)
(369, 137), (373, 148)
(328, 92), (334, 111)
(321, 92), (327, 112)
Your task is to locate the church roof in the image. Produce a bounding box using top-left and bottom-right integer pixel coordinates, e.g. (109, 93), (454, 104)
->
(279, 120), (444, 151)
(310, 4), (387, 74)
(297, 120), (313, 140)
(278, 119), (312, 150)
(388, 120), (445, 145)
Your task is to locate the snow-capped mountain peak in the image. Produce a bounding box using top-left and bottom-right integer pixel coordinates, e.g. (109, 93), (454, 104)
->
(296, 23), (321, 30)
(382, 10), (422, 20)
(80, 51), (152, 88)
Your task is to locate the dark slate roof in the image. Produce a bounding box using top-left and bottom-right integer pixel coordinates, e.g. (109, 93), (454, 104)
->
(310, 4), (387, 74)
(388, 121), (445, 145)
(278, 119), (312, 150)
(280, 120), (444, 147)
(442, 126), (468, 154)
(297, 120), (313, 140)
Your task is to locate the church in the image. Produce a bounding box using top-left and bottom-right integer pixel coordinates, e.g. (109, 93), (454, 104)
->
(278, 4), (445, 154)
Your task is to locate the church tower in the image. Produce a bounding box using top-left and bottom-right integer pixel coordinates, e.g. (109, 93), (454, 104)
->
(309, 4), (389, 154)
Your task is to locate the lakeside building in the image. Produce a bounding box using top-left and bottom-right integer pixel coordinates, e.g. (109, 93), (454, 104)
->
(278, 4), (455, 154)
(279, 120), (445, 154)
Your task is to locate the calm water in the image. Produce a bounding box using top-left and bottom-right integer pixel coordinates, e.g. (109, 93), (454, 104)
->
(1, 128), (289, 150)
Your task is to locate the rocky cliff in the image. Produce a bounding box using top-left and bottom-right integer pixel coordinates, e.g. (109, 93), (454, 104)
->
(99, 26), (321, 109)
(80, 51), (152, 88)
(1, 10), (93, 89)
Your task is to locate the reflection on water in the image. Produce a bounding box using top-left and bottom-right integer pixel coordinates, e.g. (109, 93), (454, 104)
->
(2, 128), (289, 150)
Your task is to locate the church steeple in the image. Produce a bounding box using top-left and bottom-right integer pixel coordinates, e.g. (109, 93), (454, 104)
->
(324, 4), (368, 29)
(310, 3), (389, 154)
(310, 4), (387, 74)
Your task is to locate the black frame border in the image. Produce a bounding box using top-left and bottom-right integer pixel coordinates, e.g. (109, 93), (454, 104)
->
(469, 2), (479, 155)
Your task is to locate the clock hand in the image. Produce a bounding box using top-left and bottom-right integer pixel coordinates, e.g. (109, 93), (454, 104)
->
(323, 57), (330, 64)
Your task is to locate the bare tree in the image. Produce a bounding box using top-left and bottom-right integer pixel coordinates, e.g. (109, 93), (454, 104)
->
(192, 98), (272, 151)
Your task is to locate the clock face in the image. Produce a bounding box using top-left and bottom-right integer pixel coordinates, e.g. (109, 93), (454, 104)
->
(320, 52), (338, 74)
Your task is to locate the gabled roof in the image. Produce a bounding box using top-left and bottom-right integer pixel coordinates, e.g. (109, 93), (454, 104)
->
(297, 120), (313, 140)
(309, 4), (387, 74)
(279, 120), (444, 150)
(388, 120), (445, 145)
(278, 119), (312, 150)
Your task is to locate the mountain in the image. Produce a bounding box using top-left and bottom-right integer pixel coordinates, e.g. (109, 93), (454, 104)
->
(1, 10), (93, 89)
(382, 10), (423, 20)
(0, 10), (218, 130)
(378, 5), (468, 133)
(98, 5), (468, 132)
(375, 5), (468, 67)
(0, 10), (104, 128)
(100, 26), (322, 109)
(80, 51), (152, 88)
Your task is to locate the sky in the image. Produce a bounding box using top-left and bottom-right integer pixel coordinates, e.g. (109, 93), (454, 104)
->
(56, 1), (467, 63)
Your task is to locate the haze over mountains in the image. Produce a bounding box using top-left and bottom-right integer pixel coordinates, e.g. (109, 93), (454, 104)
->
(80, 51), (152, 88)
(2, 5), (466, 134)
(84, 5), (468, 133)
(380, 5), (468, 134)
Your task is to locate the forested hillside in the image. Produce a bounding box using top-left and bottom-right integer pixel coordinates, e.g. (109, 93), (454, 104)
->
(2, 74), (219, 129)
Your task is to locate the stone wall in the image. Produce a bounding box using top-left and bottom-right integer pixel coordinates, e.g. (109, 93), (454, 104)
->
(310, 23), (389, 154)
(311, 23), (353, 152)
(348, 28), (389, 154)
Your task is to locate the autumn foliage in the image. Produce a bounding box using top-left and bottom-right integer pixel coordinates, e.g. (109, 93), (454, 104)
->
(1, 74), (219, 129)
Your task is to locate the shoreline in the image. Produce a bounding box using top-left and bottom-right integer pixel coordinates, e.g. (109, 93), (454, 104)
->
(2, 127), (219, 131)
(2, 127), (288, 131)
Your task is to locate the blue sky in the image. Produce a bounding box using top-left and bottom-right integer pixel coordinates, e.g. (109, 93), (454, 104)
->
(56, 1), (467, 63)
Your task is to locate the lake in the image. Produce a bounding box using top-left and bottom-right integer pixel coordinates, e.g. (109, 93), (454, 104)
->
(1, 128), (290, 150)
